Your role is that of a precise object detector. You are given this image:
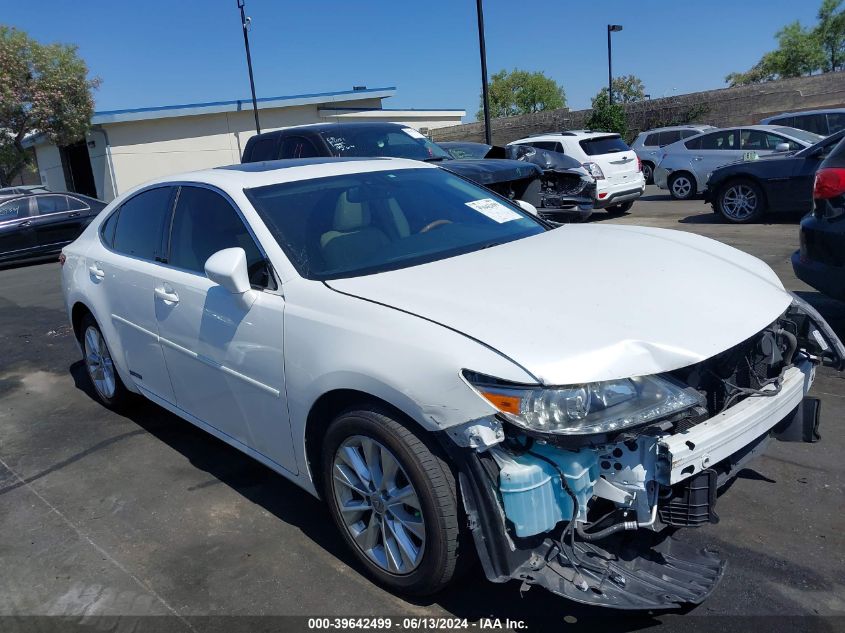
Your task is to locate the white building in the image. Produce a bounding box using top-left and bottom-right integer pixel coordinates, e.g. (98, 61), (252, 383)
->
(25, 86), (464, 202)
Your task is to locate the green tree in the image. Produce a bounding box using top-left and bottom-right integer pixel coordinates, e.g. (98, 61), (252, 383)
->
(814, 0), (845, 71)
(477, 69), (565, 120)
(585, 92), (627, 137)
(0, 26), (99, 185)
(593, 75), (646, 104)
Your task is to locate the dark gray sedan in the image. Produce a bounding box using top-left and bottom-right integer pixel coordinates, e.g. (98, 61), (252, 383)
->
(0, 192), (106, 264)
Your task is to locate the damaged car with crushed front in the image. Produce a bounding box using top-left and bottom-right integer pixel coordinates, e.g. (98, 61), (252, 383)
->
(61, 158), (844, 611)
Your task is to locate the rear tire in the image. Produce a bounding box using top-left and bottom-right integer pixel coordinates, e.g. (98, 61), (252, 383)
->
(80, 313), (130, 410)
(321, 406), (468, 596)
(715, 178), (766, 223)
(668, 172), (696, 200)
(642, 162), (654, 184)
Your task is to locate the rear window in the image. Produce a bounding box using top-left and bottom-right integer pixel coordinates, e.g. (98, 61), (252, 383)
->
(791, 114), (828, 136)
(643, 133), (659, 146)
(247, 137), (278, 162)
(658, 130), (681, 145)
(579, 136), (629, 156)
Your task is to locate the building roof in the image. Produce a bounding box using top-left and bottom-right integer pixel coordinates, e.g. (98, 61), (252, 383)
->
(91, 86), (397, 125)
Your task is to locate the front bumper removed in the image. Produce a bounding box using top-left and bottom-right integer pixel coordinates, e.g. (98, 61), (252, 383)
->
(443, 360), (820, 610)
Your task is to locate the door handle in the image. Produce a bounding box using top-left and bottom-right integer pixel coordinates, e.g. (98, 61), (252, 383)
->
(19, 220), (32, 227)
(154, 286), (180, 304)
(89, 263), (105, 280)
(693, 156), (704, 161)
(68, 212), (81, 218)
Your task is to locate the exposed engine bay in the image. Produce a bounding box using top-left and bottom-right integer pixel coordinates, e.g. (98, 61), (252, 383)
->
(444, 296), (843, 609)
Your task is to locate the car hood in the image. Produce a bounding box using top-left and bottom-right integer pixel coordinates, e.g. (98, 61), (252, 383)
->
(326, 224), (792, 385)
(440, 158), (542, 184)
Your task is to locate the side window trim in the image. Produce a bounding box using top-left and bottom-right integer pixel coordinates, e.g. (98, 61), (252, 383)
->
(161, 181), (278, 291)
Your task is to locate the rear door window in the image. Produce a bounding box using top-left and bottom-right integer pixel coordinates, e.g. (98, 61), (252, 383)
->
(66, 196), (90, 211)
(112, 187), (175, 261)
(279, 136), (321, 159)
(579, 136), (629, 155)
(247, 136), (278, 162)
(658, 130), (681, 146)
(680, 129), (702, 139)
(792, 113), (828, 136)
(698, 130), (738, 150)
(35, 195), (70, 214)
(532, 141), (564, 153)
(826, 113), (845, 134)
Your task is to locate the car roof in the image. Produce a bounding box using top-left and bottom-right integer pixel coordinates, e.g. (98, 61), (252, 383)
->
(519, 130), (620, 141)
(762, 108), (845, 120)
(130, 157), (436, 194)
(249, 121), (415, 138)
(639, 125), (715, 134)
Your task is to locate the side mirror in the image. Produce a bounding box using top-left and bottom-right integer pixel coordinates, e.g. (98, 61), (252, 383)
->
(515, 199), (539, 217)
(205, 247), (256, 308)
(774, 143), (791, 153)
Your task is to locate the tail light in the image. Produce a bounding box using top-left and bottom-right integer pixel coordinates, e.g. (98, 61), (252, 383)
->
(813, 167), (845, 199)
(58, 253), (66, 266)
(636, 157), (643, 172)
(582, 162), (605, 180)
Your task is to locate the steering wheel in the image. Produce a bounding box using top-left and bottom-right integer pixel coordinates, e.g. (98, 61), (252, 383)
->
(420, 219), (453, 233)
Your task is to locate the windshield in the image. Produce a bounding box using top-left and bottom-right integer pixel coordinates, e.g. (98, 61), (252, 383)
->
(319, 127), (452, 161)
(245, 167), (545, 280)
(579, 135), (630, 156)
(774, 126), (825, 145)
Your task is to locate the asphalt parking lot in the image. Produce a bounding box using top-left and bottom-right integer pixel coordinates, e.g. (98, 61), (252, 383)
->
(1, 186), (844, 632)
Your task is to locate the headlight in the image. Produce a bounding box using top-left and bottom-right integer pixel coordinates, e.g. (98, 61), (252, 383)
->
(463, 371), (703, 436)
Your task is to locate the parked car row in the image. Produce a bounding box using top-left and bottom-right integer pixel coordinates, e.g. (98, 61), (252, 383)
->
(60, 153), (844, 612)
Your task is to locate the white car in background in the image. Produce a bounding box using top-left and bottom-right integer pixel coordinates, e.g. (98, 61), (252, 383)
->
(60, 157), (842, 610)
(654, 125), (823, 200)
(509, 131), (645, 214)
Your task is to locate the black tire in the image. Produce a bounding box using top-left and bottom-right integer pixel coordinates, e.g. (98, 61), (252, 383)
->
(715, 178), (766, 224)
(668, 172), (696, 200)
(79, 313), (130, 410)
(321, 406), (467, 596)
(642, 162), (654, 185)
(607, 200), (635, 215)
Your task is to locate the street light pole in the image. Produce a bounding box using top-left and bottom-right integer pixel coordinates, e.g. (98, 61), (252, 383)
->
(476, 0), (492, 145)
(607, 24), (623, 105)
(238, 0), (261, 134)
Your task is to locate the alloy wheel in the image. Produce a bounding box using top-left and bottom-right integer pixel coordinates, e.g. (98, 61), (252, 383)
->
(671, 176), (692, 199)
(721, 184), (758, 220)
(84, 325), (116, 399)
(331, 435), (426, 575)
(642, 163), (653, 183)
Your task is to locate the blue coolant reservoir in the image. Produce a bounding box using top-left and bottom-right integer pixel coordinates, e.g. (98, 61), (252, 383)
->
(497, 443), (599, 538)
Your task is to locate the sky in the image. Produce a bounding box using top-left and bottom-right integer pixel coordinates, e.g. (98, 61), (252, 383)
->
(1, 0), (825, 122)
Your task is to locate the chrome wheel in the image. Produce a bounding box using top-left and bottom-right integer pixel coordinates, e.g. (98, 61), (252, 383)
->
(84, 325), (116, 399)
(331, 435), (425, 575)
(671, 175), (692, 199)
(721, 184), (759, 220)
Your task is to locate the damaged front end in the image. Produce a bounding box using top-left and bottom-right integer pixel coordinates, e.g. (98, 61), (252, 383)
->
(496, 145), (596, 222)
(441, 294), (843, 610)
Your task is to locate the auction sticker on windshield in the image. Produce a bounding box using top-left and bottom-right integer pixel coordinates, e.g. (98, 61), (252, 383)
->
(466, 198), (522, 223)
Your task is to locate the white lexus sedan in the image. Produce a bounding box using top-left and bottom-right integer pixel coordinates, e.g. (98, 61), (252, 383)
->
(61, 157), (843, 610)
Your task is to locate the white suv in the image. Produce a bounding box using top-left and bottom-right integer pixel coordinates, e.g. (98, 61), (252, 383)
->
(509, 131), (646, 213)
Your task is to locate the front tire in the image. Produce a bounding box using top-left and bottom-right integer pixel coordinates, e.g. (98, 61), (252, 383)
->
(668, 172), (696, 200)
(80, 313), (129, 410)
(715, 178), (766, 223)
(322, 407), (466, 596)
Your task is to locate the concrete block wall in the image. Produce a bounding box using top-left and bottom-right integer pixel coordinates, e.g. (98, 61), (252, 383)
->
(432, 71), (845, 145)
